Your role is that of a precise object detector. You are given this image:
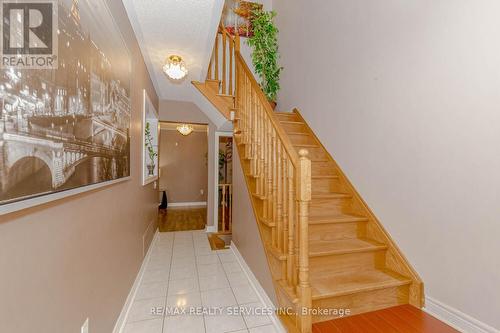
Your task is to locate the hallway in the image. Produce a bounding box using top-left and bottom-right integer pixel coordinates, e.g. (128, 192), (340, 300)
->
(120, 230), (281, 333)
(158, 207), (207, 232)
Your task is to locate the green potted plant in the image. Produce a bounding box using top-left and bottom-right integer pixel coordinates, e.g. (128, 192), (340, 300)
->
(247, 9), (283, 109)
(144, 122), (157, 176)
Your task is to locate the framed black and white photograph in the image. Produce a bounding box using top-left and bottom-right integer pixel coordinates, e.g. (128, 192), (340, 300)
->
(142, 89), (158, 186)
(0, 0), (132, 213)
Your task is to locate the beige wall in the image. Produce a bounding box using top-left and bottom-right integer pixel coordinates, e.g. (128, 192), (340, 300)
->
(159, 129), (208, 203)
(159, 100), (218, 226)
(0, 1), (159, 332)
(232, 147), (277, 304)
(160, 99), (213, 124)
(274, 0), (500, 329)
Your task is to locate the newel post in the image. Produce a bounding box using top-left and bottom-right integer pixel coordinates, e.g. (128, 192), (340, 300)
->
(297, 149), (312, 333)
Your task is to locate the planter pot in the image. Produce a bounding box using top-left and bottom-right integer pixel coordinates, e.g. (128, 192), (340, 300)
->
(147, 164), (155, 176)
(268, 100), (277, 110)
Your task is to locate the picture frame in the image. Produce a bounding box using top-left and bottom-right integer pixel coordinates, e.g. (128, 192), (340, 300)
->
(0, 0), (132, 215)
(142, 90), (159, 186)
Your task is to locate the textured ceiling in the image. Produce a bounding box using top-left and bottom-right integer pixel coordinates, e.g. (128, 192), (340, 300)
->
(123, 0), (224, 101)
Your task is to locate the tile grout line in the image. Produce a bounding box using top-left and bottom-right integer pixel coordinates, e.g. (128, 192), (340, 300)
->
(216, 249), (250, 332)
(192, 231), (209, 333)
(161, 232), (175, 333)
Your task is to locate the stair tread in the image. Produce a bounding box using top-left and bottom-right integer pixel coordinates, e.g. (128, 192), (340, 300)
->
(279, 120), (305, 125)
(217, 93), (235, 98)
(293, 143), (320, 148)
(311, 175), (339, 179)
(309, 238), (387, 257)
(311, 269), (411, 300)
(312, 193), (352, 200)
(258, 215), (275, 227)
(309, 214), (368, 224)
(288, 132), (311, 136)
(267, 244), (286, 260)
(274, 112), (297, 118)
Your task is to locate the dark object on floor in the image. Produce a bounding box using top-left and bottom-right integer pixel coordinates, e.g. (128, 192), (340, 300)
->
(159, 191), (168, 210)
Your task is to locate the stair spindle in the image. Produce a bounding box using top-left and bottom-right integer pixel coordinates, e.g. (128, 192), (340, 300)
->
(215, 33), (219, 82)
(229, 38), (233, 95)
(222, 31), (227, 95)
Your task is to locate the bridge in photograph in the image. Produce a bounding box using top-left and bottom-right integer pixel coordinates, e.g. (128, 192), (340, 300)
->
(0, 117), (128, 201)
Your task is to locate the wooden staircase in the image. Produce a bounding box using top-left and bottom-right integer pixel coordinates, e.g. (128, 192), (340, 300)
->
(193, 23), (424, 333)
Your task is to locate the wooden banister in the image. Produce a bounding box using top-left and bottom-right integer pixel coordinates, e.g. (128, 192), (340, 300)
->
(233, 48), (312, 333)
(206, 22), (313, 332)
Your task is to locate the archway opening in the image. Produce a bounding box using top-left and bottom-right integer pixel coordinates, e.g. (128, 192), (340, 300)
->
(1, 157), (53, 202)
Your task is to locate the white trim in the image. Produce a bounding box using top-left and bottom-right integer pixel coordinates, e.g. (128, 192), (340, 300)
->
(230, 241), (286, 333)
(213, 131), (233, 233)
(167, 201), (207, 207)
(142, 89), (159, 186)
(424, 296), (500, 333)
(205, 225), (217, 233)
(112, 230), (159, 333)
(0, 177), (130, 216)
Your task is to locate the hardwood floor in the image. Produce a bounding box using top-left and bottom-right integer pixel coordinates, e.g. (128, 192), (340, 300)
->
(158, 207), (206, 232)
(312, 305), (459, 333)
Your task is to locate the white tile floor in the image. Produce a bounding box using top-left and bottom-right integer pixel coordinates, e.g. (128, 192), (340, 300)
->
(121, 230), (281, 333)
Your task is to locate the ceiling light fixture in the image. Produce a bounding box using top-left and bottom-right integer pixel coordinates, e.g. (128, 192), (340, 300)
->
(176, 124), (194, 136)
(163, 55), (188, 80)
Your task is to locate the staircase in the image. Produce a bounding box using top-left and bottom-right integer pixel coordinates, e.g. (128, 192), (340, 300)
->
(193, 23), (424, 333)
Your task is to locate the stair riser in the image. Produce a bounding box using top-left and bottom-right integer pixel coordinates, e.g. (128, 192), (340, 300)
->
(312, 162), (337, 176)
(258, 222), (272, 245)
(311, 285), (410, 323)
(245, 176), (257, 193)
(206, 80), (220, 94)
(309, 222), (366, 241)
(281, 122), (308, 134)
(276, 286), (299, 315)
(275, 113), (300, 122)
(310, 251), (386, 276)
(310, 198), (352, 215)
(289, 134), (317, 146)
(267, 253), (286, 281)
(312, 178), (343, 193)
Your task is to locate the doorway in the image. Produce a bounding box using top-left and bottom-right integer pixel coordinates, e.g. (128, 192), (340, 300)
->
(158, 121), (209, 232)
(214, 132), (233, 234)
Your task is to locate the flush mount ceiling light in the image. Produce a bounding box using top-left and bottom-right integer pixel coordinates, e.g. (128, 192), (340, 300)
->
(163, 55), (188, 80)
(176, 124), (194, 136)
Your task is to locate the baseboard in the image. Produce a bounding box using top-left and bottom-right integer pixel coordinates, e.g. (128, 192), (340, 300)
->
(424, 296), (500, 333)
(230, 241), (286, 333)
(167, 201), (207, 207)
(205, 225), (218, 233)
(112, 230), (159, 333)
